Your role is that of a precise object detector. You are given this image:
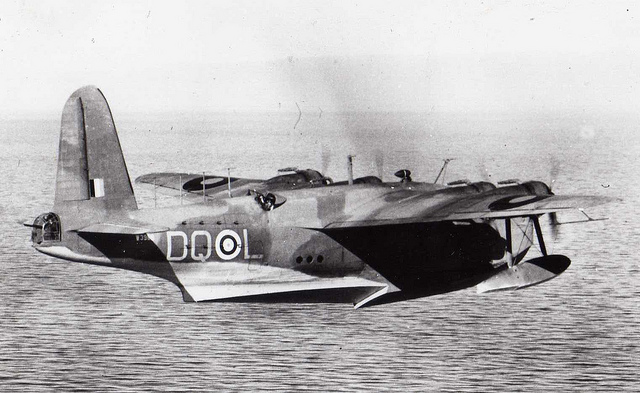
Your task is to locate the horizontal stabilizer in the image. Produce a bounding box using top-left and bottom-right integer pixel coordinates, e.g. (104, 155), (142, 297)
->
(476, 255), (571, 293)
(75, 222), (169, 235)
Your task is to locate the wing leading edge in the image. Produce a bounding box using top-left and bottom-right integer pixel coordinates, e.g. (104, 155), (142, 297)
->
(325, 181), (614, 228)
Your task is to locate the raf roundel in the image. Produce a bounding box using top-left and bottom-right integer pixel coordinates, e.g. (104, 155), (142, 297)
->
(488, 195), (550, 211)
(182, 176), (229, 192)
(215, 229), (242, 260)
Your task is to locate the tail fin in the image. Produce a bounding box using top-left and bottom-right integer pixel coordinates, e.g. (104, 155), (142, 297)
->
(54, 86), (137, 227)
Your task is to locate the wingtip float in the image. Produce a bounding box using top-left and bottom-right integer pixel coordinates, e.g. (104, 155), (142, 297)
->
(28, 86), (612, 308)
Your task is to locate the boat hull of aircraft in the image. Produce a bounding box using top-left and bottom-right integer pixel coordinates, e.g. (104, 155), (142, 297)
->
(28, 86), (611, 308)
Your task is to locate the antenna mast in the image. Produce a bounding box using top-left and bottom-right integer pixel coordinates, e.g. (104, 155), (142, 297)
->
(434, 158), (454, 184)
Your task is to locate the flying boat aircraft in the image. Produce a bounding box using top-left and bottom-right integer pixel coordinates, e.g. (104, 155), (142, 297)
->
(27, 86), (611, 308)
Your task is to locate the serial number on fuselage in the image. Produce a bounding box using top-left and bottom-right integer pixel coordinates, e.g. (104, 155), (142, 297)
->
(164, 229), (263, 262)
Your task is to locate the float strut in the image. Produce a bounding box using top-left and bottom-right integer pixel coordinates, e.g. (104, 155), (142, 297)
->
(532, 216), (548, 256)
(505, 218), (513, 267)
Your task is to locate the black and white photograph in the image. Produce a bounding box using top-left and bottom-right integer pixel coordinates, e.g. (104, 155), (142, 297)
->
(0, 1), (637, 391)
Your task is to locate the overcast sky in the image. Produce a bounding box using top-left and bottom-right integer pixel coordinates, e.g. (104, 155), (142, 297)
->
(1, 1), (639, 116)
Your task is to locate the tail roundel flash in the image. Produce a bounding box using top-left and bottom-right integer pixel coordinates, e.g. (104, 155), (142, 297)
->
(54, 86), (137, 228)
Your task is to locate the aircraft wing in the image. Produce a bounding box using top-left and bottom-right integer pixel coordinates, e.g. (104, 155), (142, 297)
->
(326, 184), (614, 228)
(136, 172), (198, 191)
(135, 172), (262, 198)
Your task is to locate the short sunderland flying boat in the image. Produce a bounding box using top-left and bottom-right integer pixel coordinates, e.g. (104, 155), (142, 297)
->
(27, 86), (611, 308)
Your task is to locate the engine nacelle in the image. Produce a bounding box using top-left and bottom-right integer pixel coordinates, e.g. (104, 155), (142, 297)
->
(521, 180), (554, 195)
(469, 181), (497, 193)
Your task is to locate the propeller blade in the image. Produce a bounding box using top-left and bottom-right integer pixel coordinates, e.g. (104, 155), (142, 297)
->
(374, 149), (384, 181)
(549, 155), (560, 192)
(548, 212), (560, 240)
(547, 156), (561, 239)
(321, 146), (331, 176)
(476, 159), (492, 182)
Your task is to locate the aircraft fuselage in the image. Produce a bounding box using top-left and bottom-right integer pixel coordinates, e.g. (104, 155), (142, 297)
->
(35, 183), (512, 304)
(30, 86), (594, 307)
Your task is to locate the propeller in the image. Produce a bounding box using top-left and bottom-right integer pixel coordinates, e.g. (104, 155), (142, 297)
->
(374, 149), (384, 181)
(547, 157), (561, 240)
(321, 146), (331, 176)
(476, 159), (492, 183)
(548, 155), (560, 193)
